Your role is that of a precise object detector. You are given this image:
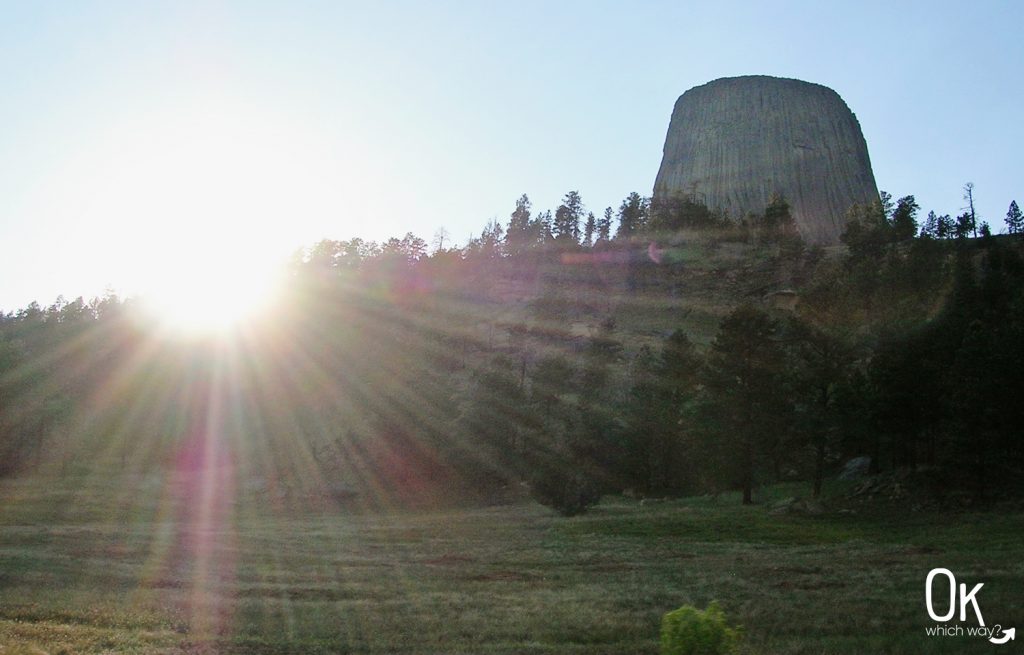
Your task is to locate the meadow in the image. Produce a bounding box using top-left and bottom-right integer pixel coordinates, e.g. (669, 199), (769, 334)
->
(1, 476), (1021, 654)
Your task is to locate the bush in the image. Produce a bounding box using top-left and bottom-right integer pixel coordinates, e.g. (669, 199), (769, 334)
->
(661, 601), (741, 655)
(529, 465), (601, 517)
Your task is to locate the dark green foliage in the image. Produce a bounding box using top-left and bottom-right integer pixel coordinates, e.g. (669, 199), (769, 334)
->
(505, 193), (534, 256)
(785, 317), (857, 497)
(531, 354), (574, 417)
(841, 195), (893, 257)
(583, 211), (596, 247)
(465, 219), (504, 259)
(528, 454), (601, 516)
(920, 210), (954, 239)
(579, 323), (622, 406)
(954, 211), (975, 239)
(615, 192), (649, 238)
(700, 306), (788, 504)
(619, 331), (702, 495)
(3, 183), (1023, 512)
(648, 192), (721, 233)
(890, 195), (920, 241)
(553, 191), (584, 245)
(597, 207), (614, 243)
(454, 356), (528, 489)
(1006, 200), (1022, 235)
(842, 192), (925, 253)
(661, 601), (741, 655)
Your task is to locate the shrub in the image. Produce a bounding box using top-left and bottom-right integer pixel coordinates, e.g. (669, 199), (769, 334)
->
(661, 601), (741, 655)
(530, 466), (601, 517)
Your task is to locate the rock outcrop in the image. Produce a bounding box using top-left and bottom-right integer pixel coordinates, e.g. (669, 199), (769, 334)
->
(654, 76), (878, 244)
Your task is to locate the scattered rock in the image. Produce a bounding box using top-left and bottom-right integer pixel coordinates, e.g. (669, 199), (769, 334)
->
(770, 497), (825, 515)
(838, 456), (871, 480)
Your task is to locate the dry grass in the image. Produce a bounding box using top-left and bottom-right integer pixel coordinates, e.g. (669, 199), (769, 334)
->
(0, 477), (1021, 654)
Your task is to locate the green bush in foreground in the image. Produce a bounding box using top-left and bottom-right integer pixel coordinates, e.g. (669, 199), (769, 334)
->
(661, 601), (741, 655)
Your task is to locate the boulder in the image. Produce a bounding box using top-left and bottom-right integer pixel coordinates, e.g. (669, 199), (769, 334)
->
(838, 456), (872, 480)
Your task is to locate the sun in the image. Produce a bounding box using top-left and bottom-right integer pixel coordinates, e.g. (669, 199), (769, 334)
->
(141, 253), (281, 334)
(57, 97), (353, 335)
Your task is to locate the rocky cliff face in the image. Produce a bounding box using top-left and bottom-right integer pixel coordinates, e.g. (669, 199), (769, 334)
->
(654, 76), (878, 244)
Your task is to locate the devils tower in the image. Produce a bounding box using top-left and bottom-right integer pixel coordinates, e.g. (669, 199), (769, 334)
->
(653, 76), (878, 244)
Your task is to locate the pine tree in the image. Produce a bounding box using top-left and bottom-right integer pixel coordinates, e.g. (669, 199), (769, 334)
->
(583, 212), (596, 247)
(535, 210), (553, 245)
(955, 211), (975, 239)
(890, 195), (920, 241)
(786, 318), (854, 498)
(597, 207), (613, 243)
(615, 192), (647, 239)
(552, 191), (584, 245)
(700, 306), (788, 504)
(936, 213), (954, 239)
(920, 210), (939, 239)
(505, 194), (532, 256)
(1005, 200), (1023, 235)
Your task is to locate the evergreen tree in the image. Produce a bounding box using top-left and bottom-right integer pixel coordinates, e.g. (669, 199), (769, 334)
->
(615, 192), (647, 239)
(535, 210), (553, 245)
(954, 211), (975, 240)
(937, 213), (954, 239)
(505, 194), (533, 256)
(647, 192), (716, 233)
(597, 207), (613, 243)
(620, 346), (664, 493)
(891, 195), (920, 241)
(454, 356), (528, 489)
(786, 319), (855, 497)
(553, 191), (584, 245)
(532, 355), (574, 418)
(879, 190), (895, 220)
(1005, 200), (1023, 235)
(700, 306), (788, 504)
(920, 211), (938, 239)
(920, 210), (953, 239)
(465, 220), (504, 259)
(841, 195), (891, 257)
(583, 211), (596, 247)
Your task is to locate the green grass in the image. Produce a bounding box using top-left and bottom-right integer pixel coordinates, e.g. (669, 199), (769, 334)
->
(1, 476), (1021, 654)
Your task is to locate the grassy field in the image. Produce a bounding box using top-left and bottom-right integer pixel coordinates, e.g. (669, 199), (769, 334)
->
(1, 476), (1021, 654)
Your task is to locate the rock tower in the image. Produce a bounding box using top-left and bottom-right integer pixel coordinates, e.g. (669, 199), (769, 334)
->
(654, 76), (878, 244)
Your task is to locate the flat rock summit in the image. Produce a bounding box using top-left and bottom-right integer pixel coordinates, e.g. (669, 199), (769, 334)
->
(654, 76), (878, 244)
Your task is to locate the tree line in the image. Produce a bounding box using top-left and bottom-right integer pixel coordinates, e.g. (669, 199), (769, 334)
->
(0, 186), (1021, 514)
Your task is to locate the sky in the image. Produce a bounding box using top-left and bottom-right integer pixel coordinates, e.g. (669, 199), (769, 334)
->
(1, 1), (1021, 310)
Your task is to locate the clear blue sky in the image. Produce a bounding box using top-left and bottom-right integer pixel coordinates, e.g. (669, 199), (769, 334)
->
(1, 1), (1021, 310)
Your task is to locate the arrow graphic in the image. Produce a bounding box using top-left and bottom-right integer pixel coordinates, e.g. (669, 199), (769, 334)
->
(990, 627), (1015, 645)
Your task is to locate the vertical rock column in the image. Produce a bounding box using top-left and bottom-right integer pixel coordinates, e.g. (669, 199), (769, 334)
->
(654, 75), (878, 245)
